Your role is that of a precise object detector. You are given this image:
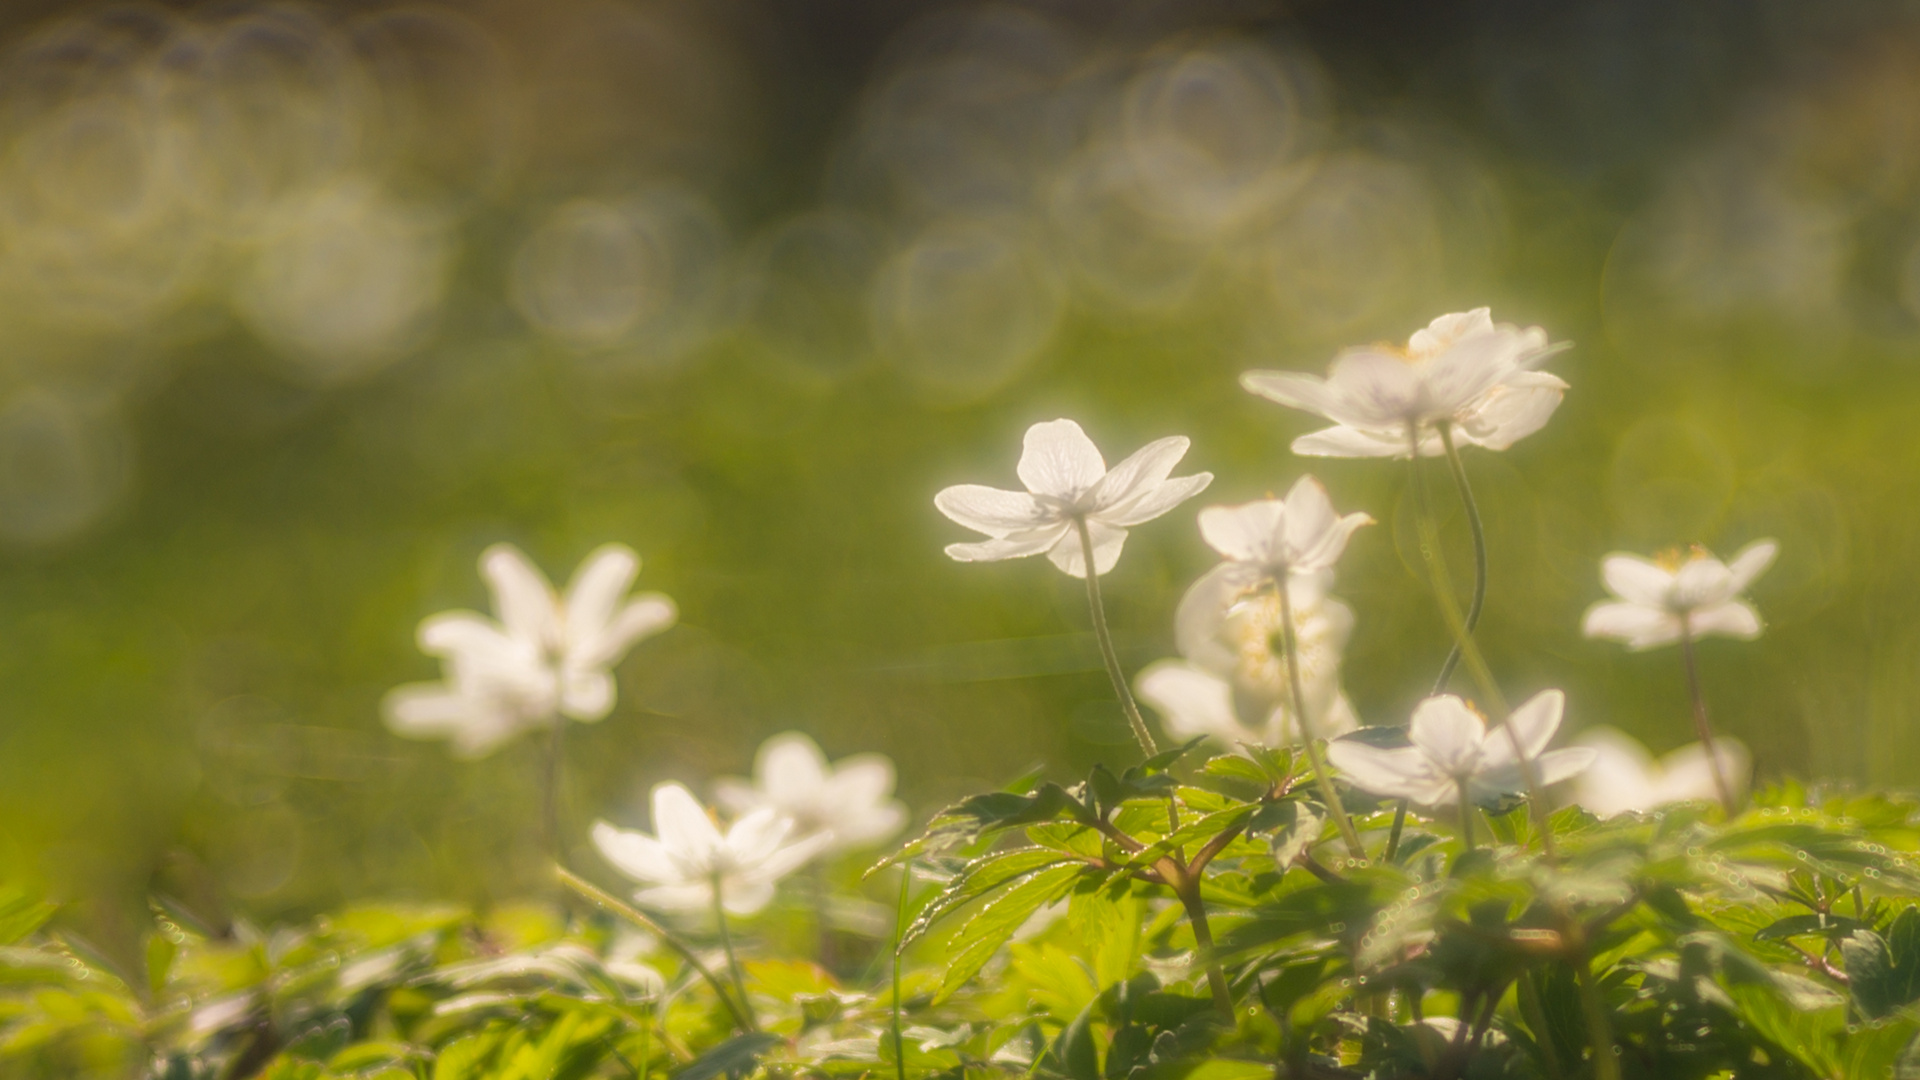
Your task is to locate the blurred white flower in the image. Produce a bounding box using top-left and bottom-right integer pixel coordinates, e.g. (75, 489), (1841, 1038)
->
(1571, 727), (1751, 818)
(592, 782), (831, 916)
(714, 732), (907, 854)
(1327, 692), (1595, 807)
(1581, 540), (1777, 650)
(384, 543), (676, 758)
(1241, 308), (1567, 458)
(1195, 476), (1372, 599)
(935, 418), (1212, 578)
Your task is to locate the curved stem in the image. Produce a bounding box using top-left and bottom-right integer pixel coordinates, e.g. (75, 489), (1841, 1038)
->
(1175, 880), (1234, 1016)
(1276, 580), (1365, 860)
(1435, 425), (1487, 695)
(711, 876), (758, 1032)
(1074, 515), (1158, 759)
(1407, 425), (1556, 859)
(1678, 624), (1737, 816)
(556, 867), (756, 1034)
(892, 861), (913, 1080)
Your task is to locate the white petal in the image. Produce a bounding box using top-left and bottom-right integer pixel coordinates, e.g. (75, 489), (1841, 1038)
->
(1173, 563), (1260, 671)
(712, 778), (762, 817)
(652, 783), (723, 866)
(1095, 471), (1213, 527)
(1408, 309), (1494, 357)
(1581, 601), (1681, 649)
(725, 807), (796, 866)
(1046, 519), (1127, 578)
(418, 612), (519, 662)
(563, 544), (639, 648)
(384, 682), (521, 758)
(827, 755), (899, 809)
(1328, 741), (1450, 804)
(934, 485), (1051, 538)
(1323, 350), (1422, 426)
(756, 733), (830, 805)
(1601, 554), (1675, 607)
(1687, 600), (1763, 641)
(748, 829), (836, 883)
(592, 821), (684, 885)
(1419, 330), (1519, 416)
(1137, 661), (1243, 743)
(1240, 370), (1345, 419)
(1725, 539), (1779, 594)
(1672, 556), (1735, 609)
(1501, 689), (1565, 763)
(1085, 436), (1190, 513)
(1291, 423), (1429, 458)
(944, 522), (1071, 563)
(1016, 419), (1106, 498)
(1529, 747), (1597, 787)
(1654, 738), (1751, 806)
(1198, 501), (1287, 564)
(827, 803), (907, 848)
(558, 669), (614, 721)
(575, 595), (676, 670)
(1407, 695), (1488, 776)
(1571, 730), (1660, 817)
(717, 878), (776, 916)
(481, 544), (561, 647)
(1453, 374), (1566, 451)
(634, 882), (715, 913)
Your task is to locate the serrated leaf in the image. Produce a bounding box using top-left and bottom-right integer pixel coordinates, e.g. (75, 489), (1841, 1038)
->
(937, 864), (1084, 1002)
(1755, 914), (1871, 943)
(901, 848), (1071, 948)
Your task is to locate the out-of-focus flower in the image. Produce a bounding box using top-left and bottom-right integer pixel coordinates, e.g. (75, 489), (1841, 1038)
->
(1327, 692), (1594, 807)
(1581, 540), (1777, 650)
(1570, 727), (1751, 817)
(384, 543), (676, 758)
(592, 782), (830, 916)
(1241, 308), (1567, 458)
(935, 418), (1212, 578)
(714, 732), (907, 854)
(1195, 476), (1372, 599)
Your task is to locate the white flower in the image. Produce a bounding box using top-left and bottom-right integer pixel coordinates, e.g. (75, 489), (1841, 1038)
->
(1570, 727), (1751, 818)
(1241, 308), (1567, 458)
(592, 782), (831, 916)
(935, 418), (1213, 578)
(714, 732), (908, 854)
(1327, 692), (1596, 807)
(384, 543), (677, 758)
(1581, 540), (1777, 650)
(1194, 476), (1373, 600)
(1137, 567), (1359, 748)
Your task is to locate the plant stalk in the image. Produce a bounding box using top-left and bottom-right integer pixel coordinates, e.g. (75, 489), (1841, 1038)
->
(556, 867), (756, 1034)
(1407, 424), (1556, 859)
(1677, 623), (1738, 816)
(1276, 579), (1365, 860)
(1075, 515), (1158, 759)
(1457, 794), (1475, 853)
(892, 861), (913, 1080)
(544, 717), (567, 867)
(1435, 425), (1488, 695)
(711, 875), (757, 1032)
(1518, 971), (1566, 1080)
(1175, 880), (1235, 1017)
(1573, 953), (1621, 1080)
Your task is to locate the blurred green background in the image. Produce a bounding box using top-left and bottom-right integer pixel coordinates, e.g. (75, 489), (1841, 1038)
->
(0, 0), (1917, 946)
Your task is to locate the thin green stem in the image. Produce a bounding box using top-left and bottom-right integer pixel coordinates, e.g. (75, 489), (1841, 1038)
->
(556, 867), (755, 1034)
(1384, 802), (1408, 863)
(544, 717), (567, 867)
(1176, 882), (1235, 1016)
(1457, 795), (1475, 853)
(1276, 580), (1365, 860)
(1519, 971), (1566, 1080)
(892, 861), (913, 1080)
(1573, 954), (1621, 1080)
(1678, 624), (1737, 816)
(711, 875), (756, 1032)
(1435, 425), (1487, 695)
(1074, 515), (1158, 759)
(1407, 425), (1556, 859)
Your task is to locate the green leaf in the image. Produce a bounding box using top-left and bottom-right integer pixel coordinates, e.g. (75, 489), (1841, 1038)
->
(1848, 908), (1920, 1019)
(1200, 755), (1271, 790)
(901, 847), (1071, 948)
(1755, 913), (1872, 943)
(673, 1032), (783, 1080)
(938, 863), (1084, 1002)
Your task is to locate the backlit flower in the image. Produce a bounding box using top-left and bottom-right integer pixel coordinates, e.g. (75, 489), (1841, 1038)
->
(592, 782), (831, 916)
(935, 418), (1213, 578)
(1570, 727), (1751, 818)
(384, 543), (676, 757)
(1195, 476), (1373, 600)
(1241, 308), (1566, 458)
(1581, 540), (1777, 650)
(714, 732), (908, 854)
(1327, 692), (1595, 807)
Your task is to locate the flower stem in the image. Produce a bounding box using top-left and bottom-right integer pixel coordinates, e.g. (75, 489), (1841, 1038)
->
(1074, 515), (1158, 759)
(892, 861), (913, 1080)
(544, 718), (567, 868)
(1518, 971), (1566, 1080)
(1407, 425), (1556, 859)
(711, 875), (758, 1032)
(1573, 950), (1621, 1080)
(1276, 580), (1365, 860)
(556, 867), (756, 1034)
(1677, 624), (1737, 816)
(1457, 795), (1476, 853)
(1174, 880), (1235, 1016)
(1435, 425), (1488, 694)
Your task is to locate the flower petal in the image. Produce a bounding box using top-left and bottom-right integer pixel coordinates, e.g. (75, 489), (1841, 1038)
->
(418, 612), (522, 664)
(712, 778), (761, 817)
(828, 755), (899, 809)
(592, 821), (683, 885)
(934, 485), (1052, 538)
(1240, 370), (1345, 419)
(1687, 600), (1763, 641)
(757, 733), (830, 805)
(1654, 738), (1750, 806)
(1601, 554), (1674, 607)
(724, 807), (796, 866)
(651, 783), (722, 867)
(1503, 689), (1565, 762)
(1454, 373), (1566, 451)
(1095, 470), (1213, 528)
(384, 682), (522, 759)
(1419, 329), (1521, 416)
(634, 882), (715, 913)
(1581, 601), (1681, 649)
(717, 878), (777, 916)
(1085, 436), (1190, 513)
(1407, 308), (1494, 357)
(1407, 695), (1487, 776)
(944, 521), (1072, 563)
(1324, 350), (1422, 426)
(1571, 728), (1660, 817)
(564, 544), (639, 649)
(1046, 519), (1127, 578)
(1173, 562), (1260, 672)
(748, 829), (836, 884)
(1530, 746), (1598, 787)
(481, 544), (560, 647)
(1137, 660), (1243, 743)
(1328, 741), (1451, 803)
(575, 594), (677, 670)
(1291, 423), (1431, 458)
(558, 669), (614, 721)
(1016, 419), (1106, 498)
(1197, 501), (1287, 564)
(1725, 539), (1779, 594)
(1672, 556), (1735, 609)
